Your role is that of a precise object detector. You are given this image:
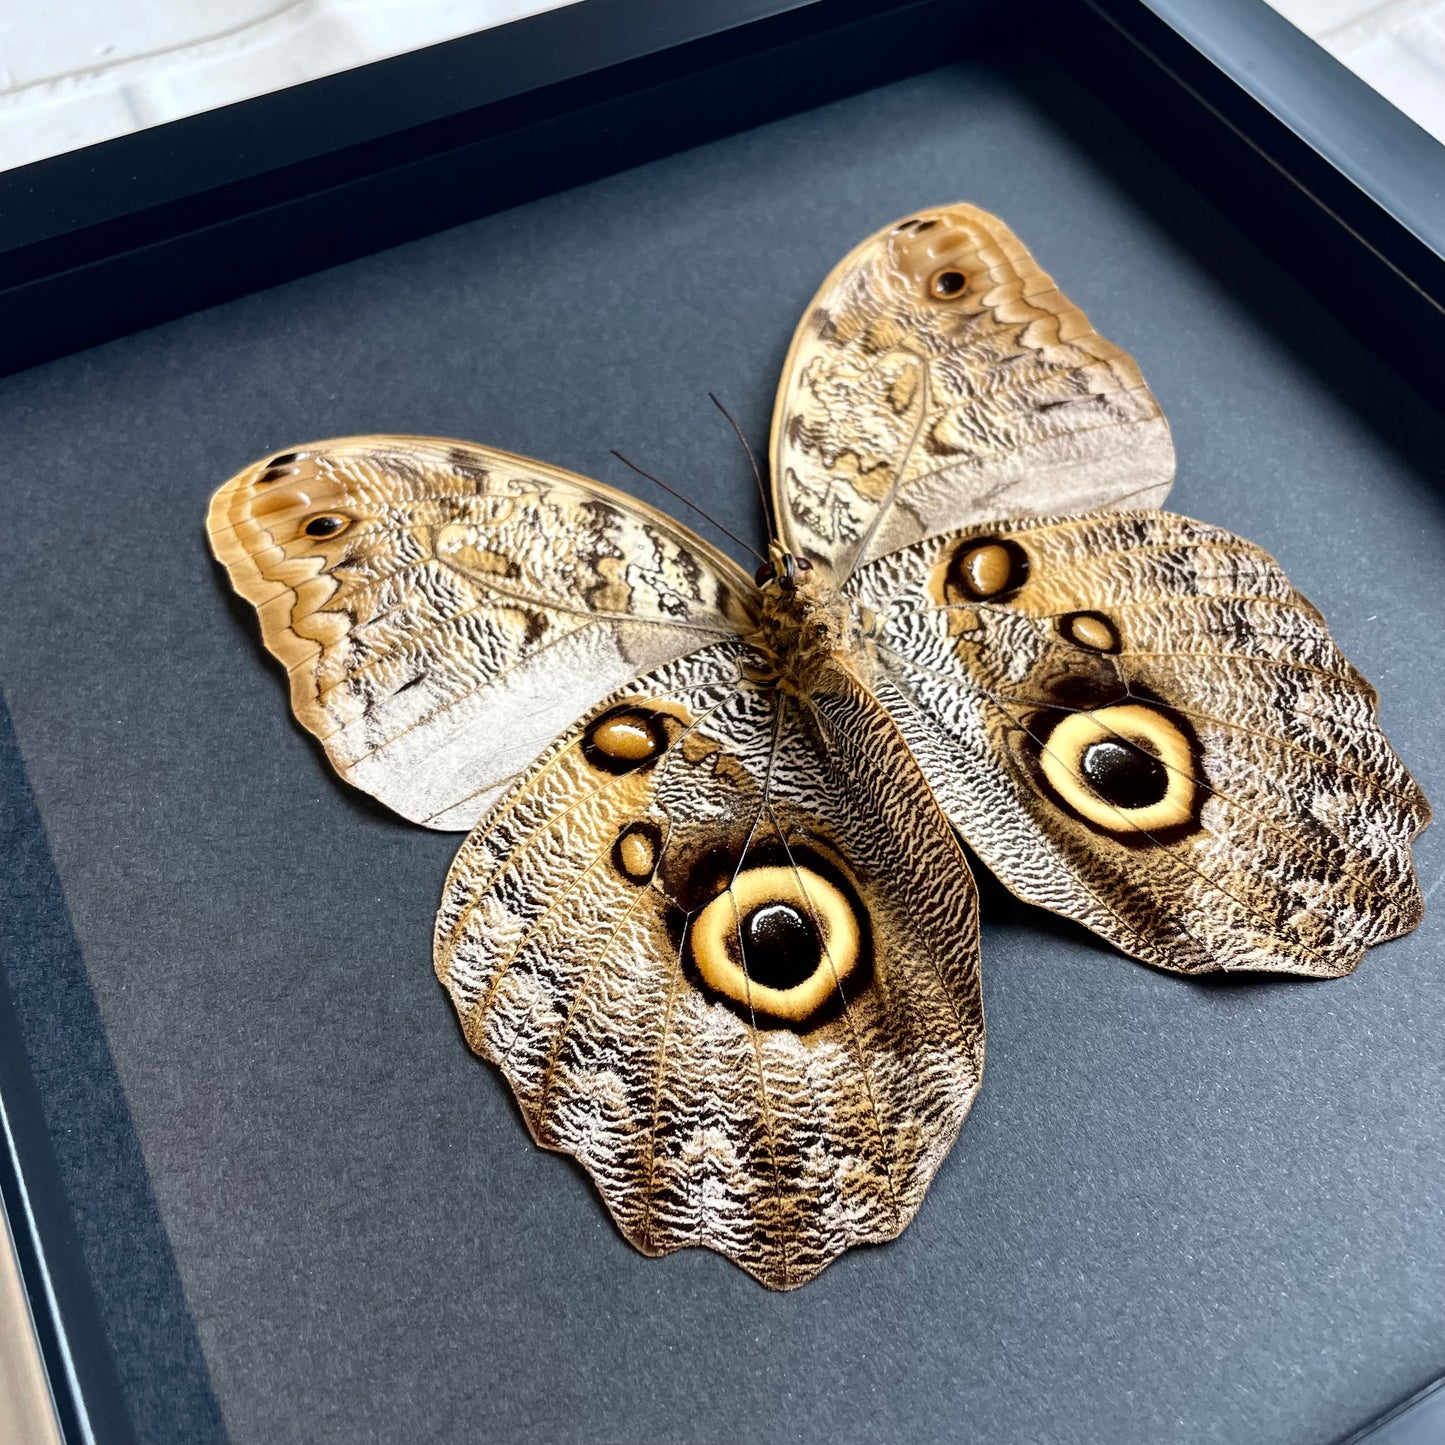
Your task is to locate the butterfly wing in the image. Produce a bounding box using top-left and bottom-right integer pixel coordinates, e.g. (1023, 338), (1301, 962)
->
(434, 643), (984, 1288)
(849, 512), (1430, 976)
(770, 204), (1174, 581)
(208, 436), (754, 829)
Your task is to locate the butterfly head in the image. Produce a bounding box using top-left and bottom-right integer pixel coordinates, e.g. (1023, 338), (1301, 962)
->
(753, 540), (814, 593)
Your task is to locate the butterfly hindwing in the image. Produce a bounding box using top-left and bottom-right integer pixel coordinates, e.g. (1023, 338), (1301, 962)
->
(433, 642), (984, 1289)
(850, 511), (1430, 976)
(208, 436), (754, 829)
(208, 430), (988, 1288)
(770, 204), (1175, 581)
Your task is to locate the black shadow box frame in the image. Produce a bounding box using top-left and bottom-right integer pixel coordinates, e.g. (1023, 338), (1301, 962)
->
(0, 2), (1442, 1442)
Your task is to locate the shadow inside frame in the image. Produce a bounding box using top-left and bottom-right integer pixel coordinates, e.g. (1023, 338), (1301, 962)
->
(0, 689), (228, 1445)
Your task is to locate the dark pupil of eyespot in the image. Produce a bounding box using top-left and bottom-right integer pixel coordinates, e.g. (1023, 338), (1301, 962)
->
(741, 903), (819, 990)
(1080, 739), (1169, 809)
(305, 516), (344, 537)
(933, 270), (965, 296)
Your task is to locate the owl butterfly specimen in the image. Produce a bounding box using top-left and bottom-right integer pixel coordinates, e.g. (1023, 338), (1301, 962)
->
(209, 204), (1429, 1290)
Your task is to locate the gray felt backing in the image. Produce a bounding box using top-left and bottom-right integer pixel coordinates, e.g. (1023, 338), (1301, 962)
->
(0, 55), (1441, 1445)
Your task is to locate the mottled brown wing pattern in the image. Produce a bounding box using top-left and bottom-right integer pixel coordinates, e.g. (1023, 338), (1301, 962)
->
(434, 641), (983, 1289)
(207, 204), (1431, 1293)
(770, 204), (1175, 581)
(849, 511), (1430, 976)
(208, 436), (755, 829)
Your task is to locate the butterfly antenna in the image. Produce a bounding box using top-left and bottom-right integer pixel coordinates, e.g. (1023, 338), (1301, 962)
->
(708, 392), (774, 545)
(609, 450), (767, 566)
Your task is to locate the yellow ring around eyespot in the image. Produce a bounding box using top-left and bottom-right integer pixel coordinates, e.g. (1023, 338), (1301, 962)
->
(1041, 703), (1196, 833)
(691, 865), (860, 1021)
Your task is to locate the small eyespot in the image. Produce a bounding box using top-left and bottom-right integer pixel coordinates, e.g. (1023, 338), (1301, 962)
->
(257, 451), (309, 485)
(945, 537), (1029, 603)
(612, 822), (662, 884)
(1059, 611), (1122, 654)
(304, 514), (349, 538)
(582, 706), (671, 774)
(929, 269), (968, 300)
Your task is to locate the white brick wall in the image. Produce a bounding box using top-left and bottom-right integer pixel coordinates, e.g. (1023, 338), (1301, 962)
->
(0, 0), (579, 171)
(1, 1), (1441, 172)
(1265, 0), (1445, 143)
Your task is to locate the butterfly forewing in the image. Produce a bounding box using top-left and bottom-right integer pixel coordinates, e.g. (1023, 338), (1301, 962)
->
(207, 436), (755, 829)
(770, 204), (1175, 583)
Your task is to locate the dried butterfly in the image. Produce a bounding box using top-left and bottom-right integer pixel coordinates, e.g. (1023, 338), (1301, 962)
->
(208, 205), (1429, 1289)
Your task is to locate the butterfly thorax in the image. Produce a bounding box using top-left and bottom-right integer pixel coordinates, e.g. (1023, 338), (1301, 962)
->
(745, 561), (878, 698)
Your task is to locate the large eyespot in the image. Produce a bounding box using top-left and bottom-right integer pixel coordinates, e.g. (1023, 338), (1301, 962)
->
(686, 858), (869, 1030)
(304, 514), (350, 538)
(582, 706), (672, 774)
(1036, 703), (1199, 836)
(929, 268), (968, 300)
(945, 536), (1029, 603)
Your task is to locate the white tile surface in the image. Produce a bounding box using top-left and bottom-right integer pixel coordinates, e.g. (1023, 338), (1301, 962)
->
(0, 0), (580, 172)
(1265, 0), (1445, 143)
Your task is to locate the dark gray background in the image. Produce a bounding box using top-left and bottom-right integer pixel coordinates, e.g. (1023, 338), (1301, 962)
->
(0, 54), (1441, 1445)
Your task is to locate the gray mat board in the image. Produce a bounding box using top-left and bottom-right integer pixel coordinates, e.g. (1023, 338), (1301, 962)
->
(0, 56), (1442, 1445)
